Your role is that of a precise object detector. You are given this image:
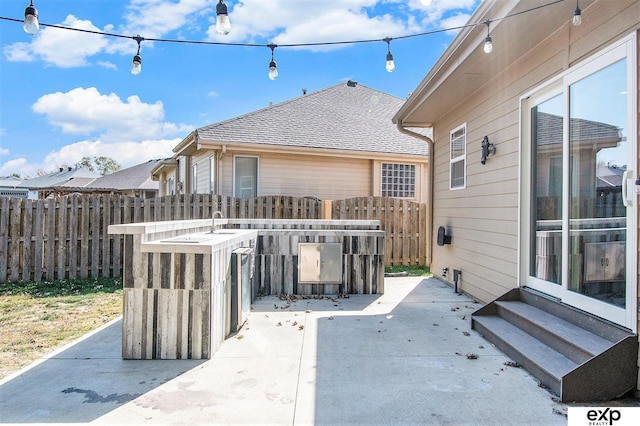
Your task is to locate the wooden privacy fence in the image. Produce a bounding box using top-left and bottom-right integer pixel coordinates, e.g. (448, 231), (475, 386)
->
(0, 194), (426, 283)
(331, 197), (427, 267)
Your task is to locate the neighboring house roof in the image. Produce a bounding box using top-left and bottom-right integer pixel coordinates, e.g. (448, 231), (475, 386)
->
(0, 176), (22, 187)
(597, 164), (625, 189)
(536, 112), (622, 148)
(150, 158), (178, 180)
(84, 159), (162, 191)
(17, 167), (100, 189)
(178, 81), (429, 156)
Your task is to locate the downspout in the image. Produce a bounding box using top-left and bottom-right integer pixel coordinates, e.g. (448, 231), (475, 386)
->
(396, 119), (434, 266)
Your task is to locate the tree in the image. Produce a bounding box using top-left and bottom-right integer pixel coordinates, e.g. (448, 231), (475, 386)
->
(76, 156), (121, 175)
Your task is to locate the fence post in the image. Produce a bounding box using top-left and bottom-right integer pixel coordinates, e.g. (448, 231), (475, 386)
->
(322, 200), (333, 219)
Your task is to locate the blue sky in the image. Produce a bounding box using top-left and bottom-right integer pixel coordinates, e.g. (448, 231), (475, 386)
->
(0, 0), (480, 177)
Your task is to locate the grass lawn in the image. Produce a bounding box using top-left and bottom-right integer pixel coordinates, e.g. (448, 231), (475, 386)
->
(0, 277), (122, 380)
(385, 264), (431, 276)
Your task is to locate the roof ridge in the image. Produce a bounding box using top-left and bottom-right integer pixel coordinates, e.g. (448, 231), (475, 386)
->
(196, 81), (401, 133)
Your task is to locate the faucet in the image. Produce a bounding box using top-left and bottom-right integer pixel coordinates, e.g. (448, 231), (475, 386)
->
(211, 210), (225, 233)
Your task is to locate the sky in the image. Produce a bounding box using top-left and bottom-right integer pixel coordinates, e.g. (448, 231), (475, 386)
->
(0, 0), (481, 178)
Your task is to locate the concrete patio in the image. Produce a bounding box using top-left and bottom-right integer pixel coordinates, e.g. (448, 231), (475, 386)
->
(0, 277), (569, 425)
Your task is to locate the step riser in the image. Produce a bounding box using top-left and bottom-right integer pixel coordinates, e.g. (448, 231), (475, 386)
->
(495, 304), (593, 364)
(472, 319), (561, 395)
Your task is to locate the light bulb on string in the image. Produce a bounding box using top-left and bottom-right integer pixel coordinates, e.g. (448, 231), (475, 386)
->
(23, 0), (39, 35)
(483, 20), (493, 54)
(384, 37), (395, 73)
(573, 0), (582, 26)
(131, 36), (143, 75)
(216, 0), (231, 35)
(267, 43), (278, 80)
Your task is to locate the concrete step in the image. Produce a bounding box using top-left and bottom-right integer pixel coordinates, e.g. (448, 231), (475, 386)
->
(471, 287), (638, 402)
(472, 314), (576, 395)
(493, 300), (612, 364)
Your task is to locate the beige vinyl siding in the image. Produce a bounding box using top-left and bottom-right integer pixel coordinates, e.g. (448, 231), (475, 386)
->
(218, 152), (371, 199)
(430, 1), (640, 304)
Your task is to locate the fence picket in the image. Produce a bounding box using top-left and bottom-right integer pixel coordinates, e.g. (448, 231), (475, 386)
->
(0, 197), (8, 282)
(21, 199), (33, 282)
(8, 198), (21, 282)
(68, 195), (79, 279)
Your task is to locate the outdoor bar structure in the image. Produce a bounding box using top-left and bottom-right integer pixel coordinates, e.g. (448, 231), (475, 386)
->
(108, 219), (385, 360)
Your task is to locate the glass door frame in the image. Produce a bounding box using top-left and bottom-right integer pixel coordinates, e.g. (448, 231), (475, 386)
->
(519, 34), (637, 331)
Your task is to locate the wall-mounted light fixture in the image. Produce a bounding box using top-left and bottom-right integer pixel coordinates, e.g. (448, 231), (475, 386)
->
(480, 136), (496, 165)
(437, 226), (451, 246)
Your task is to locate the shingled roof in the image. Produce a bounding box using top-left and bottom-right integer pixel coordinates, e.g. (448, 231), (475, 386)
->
(84, 159), (161, 191)
(17, 167), (100, 189)
(193, 81), (429, 156)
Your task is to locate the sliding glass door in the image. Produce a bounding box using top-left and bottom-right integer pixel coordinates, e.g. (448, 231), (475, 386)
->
(523, 37), (636, 330)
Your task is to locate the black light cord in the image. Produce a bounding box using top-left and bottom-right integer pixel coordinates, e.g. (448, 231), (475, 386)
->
(0, 0), (566, 50)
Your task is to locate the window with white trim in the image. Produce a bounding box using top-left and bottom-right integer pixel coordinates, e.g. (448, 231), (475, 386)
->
(450, 124), (466, 190)
(381, 163), (416, 198)
(234, 156), (258, 198)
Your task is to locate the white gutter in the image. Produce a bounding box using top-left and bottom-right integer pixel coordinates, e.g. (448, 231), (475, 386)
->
(396, 120), (434, 266)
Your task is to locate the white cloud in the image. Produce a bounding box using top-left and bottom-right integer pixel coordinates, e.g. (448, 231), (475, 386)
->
(4, 1), (215, 66)
(97, 61), (118, 70)
(43, 139), (179, 169)
(0, 158), (29, 176)
(208, 0), (410, 45)
(207, 0), (478, 49)
(4, 1), (479, 67)
(0, 139), (179, 178)
(107, 0), (215, 55)
(439, 12), (474, 33)
(6, 86), (192, 177)
(4, 15), (109, 67)
(32, 87), (191, 142)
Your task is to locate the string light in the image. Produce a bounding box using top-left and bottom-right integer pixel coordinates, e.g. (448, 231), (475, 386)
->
(131, 35), (143, 75)
(216, 1), (231, 35)
(384, 37), (395, 72)
(267, 43), (278, 80)
(23, 0), (38, 35)
(483, 20), (492, 54)
(573, 0), (582, 26)
(2, 0), (570, 75)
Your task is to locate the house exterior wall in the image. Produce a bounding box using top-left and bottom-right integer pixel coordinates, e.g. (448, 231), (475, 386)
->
(181, 148), (428, 202)
(431, 2), (640, 309)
